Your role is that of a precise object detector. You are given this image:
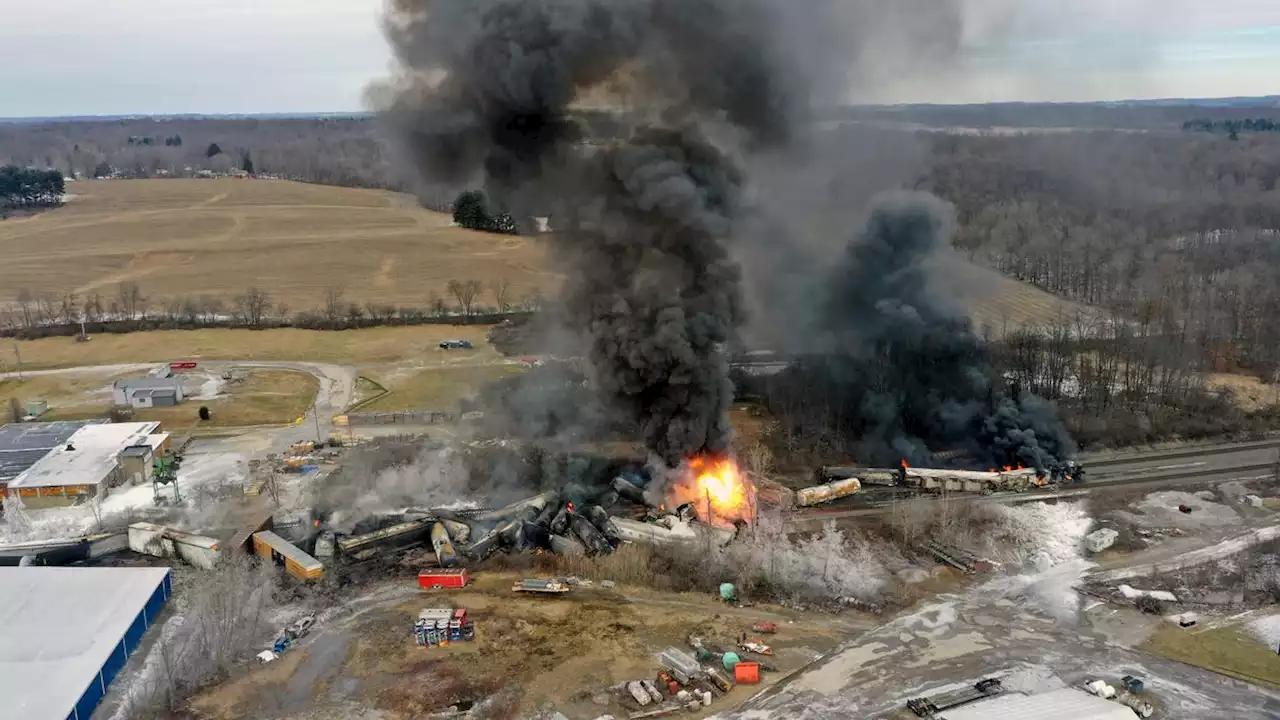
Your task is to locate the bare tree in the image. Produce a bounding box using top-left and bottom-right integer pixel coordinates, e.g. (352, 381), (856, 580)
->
(198, 295), (224, 323)
(82, 292), (103, 323)
(235, 287), (271, 328)
(428, 292), (447, 318)
(447, 279), (483, 317)
(130, 555), (279, 714)
(58, 292), (79, 325)
(8, 397), (22, 424)
(35, 292), (56, 325)
(265, 471), (281, 506)
(323, 287), (345, 326)
(117, 281), (146, 320)
(519, 291), (544, 313)
(15, 288), (33, 328)
(88, 494), (104, 532)
(490, 278), (511, 312)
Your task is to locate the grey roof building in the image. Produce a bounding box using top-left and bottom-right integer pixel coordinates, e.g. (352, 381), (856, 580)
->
(0, 420), (107, 487)
(112, 377), (185, 408)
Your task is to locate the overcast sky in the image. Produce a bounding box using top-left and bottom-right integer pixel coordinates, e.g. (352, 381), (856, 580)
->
(2, 0), (1279, 117)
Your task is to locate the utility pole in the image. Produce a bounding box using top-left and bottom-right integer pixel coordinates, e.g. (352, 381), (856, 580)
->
(12, 343), (23, 382)
(312, 401), (323, 445)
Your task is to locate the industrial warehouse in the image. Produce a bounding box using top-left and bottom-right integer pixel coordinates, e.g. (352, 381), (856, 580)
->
(0, 419), (106, 492)
(3, 421), (170, 507)
(0, 567), (172, 720)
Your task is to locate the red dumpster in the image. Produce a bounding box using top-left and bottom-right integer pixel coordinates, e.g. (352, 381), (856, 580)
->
(734, 662), (760, 684)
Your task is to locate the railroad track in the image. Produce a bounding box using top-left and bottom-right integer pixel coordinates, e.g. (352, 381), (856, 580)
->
(789, 461), (1277, 526)
(1084, 438), (1280, 468)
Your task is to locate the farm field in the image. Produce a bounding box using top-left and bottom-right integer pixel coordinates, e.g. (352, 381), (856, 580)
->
(0, 179), (1098, 337)
(0, 178), (558, 313)
(2, 325), (500, 372)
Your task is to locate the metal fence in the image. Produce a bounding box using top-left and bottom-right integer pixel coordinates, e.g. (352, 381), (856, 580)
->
(346, 410), (454, 426)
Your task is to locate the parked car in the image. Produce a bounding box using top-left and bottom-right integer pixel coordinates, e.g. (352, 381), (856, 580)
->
(273, 635), (292, 654)
(288, 615), (316, 638)
(439, 339), (474, 350)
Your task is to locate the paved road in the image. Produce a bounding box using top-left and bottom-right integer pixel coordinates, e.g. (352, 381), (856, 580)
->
(1083, 438), (1280, 481)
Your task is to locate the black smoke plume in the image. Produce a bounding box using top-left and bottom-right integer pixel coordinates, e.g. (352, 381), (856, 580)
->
(377, 0), (1048, 473)
(774, 192), (1074, 469)
(379, 0), (807, 467)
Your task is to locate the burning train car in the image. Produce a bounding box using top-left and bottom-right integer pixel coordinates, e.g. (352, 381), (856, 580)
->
(307, 453), (758, 571)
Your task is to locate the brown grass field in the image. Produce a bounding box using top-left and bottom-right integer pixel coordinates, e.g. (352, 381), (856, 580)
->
(7, 368), (320, 428)
(0, 178), (558, 312)
(131, 370), (319, 428)
(3, 325), (500, 372)
(1143, 623), (1280, 688)
(360, 364), (526, 413)
(0, 178), (1097, 336)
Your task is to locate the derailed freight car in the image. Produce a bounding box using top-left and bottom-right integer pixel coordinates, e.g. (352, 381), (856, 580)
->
(813, 464), (1073, 497)
(903, 467), (1043, 494)
(253, 530), (324, 581)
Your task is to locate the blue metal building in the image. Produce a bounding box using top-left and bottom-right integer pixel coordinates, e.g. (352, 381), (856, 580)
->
(0, 566), (173, 720)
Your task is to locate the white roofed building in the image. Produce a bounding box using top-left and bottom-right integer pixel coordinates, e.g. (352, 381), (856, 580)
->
(940, 688), (1138, 720)
(5, 421), (165, 508)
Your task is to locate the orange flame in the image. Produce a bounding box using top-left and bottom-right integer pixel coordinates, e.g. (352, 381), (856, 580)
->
(666, 454), (753, 527)
(900, 458), (910, 469)
(566, 501), (575, 514)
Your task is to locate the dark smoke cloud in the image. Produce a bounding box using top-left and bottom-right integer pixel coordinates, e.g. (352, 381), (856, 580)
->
(379, 0), (812, 467)
(377, 0), (1056, 471)
(802, 192), (1074, 469)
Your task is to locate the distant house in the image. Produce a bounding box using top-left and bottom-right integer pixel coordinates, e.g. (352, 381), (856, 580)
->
(112, 378), (185, 409)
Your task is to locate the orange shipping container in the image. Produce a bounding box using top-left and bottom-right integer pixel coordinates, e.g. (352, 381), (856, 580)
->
(734, 662), (760, 684)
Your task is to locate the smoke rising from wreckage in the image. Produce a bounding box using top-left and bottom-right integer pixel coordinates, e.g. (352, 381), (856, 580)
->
(379, 0), (1074, 487)
(787, 193), (1077, 471)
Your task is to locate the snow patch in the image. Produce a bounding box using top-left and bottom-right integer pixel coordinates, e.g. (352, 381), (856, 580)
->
(189, 373), (225, 401)
(972, 502), (1096, 621)
(1118, 585), (1178, 602)
(987, 500), (1093, 569)
(1116, 490), (1242, 530)
(1249, 614), (1280, 649)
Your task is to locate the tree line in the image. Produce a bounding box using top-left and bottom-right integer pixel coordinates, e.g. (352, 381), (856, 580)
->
(1183, 118), (1280, 134)
(452, 190), (519, 234)
(0, 166), (64, 210)
(0, 280), (541, 338)
(920, 129), (1280, 382)
(0, 117), (403, 195)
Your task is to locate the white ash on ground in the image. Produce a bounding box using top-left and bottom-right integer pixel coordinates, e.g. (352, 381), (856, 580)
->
(980, 501), (1093, 570)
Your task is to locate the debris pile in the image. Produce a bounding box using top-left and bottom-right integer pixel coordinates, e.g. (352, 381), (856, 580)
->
(598, 630), (781, 719)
